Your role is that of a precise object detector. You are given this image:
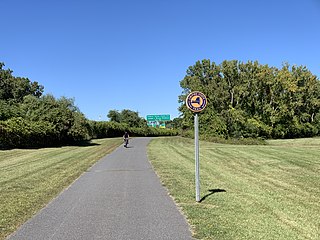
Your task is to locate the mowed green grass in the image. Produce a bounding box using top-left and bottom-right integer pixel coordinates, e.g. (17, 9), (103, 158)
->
(0, 138), (123, 240)
(148, 137), (320, 240)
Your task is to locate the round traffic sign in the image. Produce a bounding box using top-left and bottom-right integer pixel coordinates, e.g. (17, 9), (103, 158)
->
(186, 91), (207, 112)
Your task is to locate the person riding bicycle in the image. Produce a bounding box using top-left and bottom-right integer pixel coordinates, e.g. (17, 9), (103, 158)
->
(123, 131), (129, 147)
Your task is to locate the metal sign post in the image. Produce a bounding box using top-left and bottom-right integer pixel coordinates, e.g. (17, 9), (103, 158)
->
(194, 113), (200, 202)
(186, 91), (207, 202)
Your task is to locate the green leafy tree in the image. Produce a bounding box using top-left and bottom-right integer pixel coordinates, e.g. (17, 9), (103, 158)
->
(0, 100), (20, 120)
(0, 62), (89, 147)
(0, 62), (43, 102)
(179, 59), (320, 139)
(19, 95), (89, 144)
(107, 109), (146, 128)
(107, 110), (122, 123)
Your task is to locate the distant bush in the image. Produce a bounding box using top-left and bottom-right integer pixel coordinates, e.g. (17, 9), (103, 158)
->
(129, 126), (179, 137)
(0, 114), (91, 149)
(88, 121), (127, 138)
(180, 129), (194, 139)
(180, 128), (266, 145)
(0, 117), (57, 148)
(88, 121), (178, 139)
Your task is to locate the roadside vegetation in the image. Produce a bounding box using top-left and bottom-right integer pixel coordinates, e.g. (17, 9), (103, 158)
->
(178, 59), (320, 140)
(1, 58), (320, 239)
(0, 62), (177, 149)
(148, 137), (320, 240)
(0, 138), (122, 240)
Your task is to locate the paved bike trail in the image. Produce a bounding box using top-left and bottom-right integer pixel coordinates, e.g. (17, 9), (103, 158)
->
(7, 138), (193, 240)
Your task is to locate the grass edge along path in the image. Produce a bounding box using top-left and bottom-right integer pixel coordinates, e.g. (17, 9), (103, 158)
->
(147, 137), (320, 240)
(0, 138), (123, 240)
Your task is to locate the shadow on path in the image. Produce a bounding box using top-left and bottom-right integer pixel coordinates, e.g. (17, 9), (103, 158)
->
(124, 146), (134, 148)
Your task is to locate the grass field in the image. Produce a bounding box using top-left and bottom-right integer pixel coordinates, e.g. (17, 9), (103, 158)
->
(148, 137), (320, 240)
(0, 138), (122, 240)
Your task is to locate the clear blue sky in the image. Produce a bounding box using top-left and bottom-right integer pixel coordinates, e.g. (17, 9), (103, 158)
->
(1, 0), (319, 120)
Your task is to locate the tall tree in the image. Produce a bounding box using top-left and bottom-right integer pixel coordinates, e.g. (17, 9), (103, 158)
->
(107, 109), (147, 128)
(179, 59), (320, 139)
(107, 110), (122, 123)
(0, 63), (43, 102)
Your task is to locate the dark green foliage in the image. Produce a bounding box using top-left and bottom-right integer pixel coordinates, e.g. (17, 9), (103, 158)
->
(107, 109), (147, 128)
(0, 100), (20, 120)
(166, 117), (183, 129)
(0, 62), (43, 102)
(0, 117), (56, 148)
(0, 63), (90, 148)
(129, 126), (178, 137)
(20, 95), (90, 143)
(68, 111), (91, 141)
(179, 59), (320, 139)
(104, 109), (177, 137)
(0, 62), (177, 148)
(107, 110), (122, 123)
(0, 95), (91, 148)
(89, 121), (127, 138)
(88, 121), (178, 139)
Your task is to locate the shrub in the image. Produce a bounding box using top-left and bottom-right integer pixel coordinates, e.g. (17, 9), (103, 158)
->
(0, 117), (57, 148)
(88, 121), (178, 139)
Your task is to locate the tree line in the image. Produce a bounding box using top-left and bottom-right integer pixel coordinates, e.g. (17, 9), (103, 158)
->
(0, 63), (176, 148)
(2, 58), (319, 148)
(179, 59), (320, 139)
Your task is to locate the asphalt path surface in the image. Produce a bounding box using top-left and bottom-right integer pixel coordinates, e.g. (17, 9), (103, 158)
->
(7, 137), (193, 240)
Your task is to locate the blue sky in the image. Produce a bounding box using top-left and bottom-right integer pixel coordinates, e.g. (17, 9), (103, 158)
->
(1, 0), (319, 120)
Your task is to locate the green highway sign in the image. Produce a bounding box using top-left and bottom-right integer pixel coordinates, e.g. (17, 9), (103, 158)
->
(146, 114), (170, 121)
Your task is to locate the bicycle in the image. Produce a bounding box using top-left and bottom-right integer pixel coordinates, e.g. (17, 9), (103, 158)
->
(124, 138), (129, 148)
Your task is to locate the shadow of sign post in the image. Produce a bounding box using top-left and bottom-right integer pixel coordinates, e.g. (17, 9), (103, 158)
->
(199, 189), (227, 202)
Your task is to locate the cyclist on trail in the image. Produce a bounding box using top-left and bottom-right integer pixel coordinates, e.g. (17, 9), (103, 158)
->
(123, 131), (129, 147)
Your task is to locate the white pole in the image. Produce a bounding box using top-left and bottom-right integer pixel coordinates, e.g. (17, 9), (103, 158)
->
(195, 113), (200, 202)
